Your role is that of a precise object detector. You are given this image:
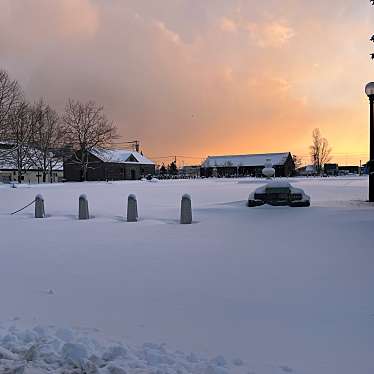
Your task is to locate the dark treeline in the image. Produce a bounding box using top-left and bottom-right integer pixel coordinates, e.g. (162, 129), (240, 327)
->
(0, 69), (118, 182)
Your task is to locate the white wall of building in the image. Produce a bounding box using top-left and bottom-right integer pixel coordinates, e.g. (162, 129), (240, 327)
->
(0, 170), (63, 184)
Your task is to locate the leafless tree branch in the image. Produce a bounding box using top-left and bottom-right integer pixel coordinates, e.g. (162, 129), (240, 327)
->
(29, 99), (64, 182)
(2, 101), (35, 182)
(309, 128), (332, 174)
(62, 99), (118, 181)
(0, 69), (23, 141)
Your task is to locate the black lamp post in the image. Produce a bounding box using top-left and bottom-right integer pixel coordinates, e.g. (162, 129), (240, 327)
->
(365, 82), (374, 202)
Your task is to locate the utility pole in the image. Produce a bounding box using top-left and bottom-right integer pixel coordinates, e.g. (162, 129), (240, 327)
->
(116, 140), (140, 152)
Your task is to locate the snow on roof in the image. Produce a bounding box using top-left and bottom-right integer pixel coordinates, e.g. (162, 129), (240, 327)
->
(0, 141), (16, 149)
(0, 160), (63, 171)
(0, 163), (63, 171)
(201, 152), (290, 168)
(53, 162), (64, 171)
(0, 149), (63, 171)
(90, 148), (155, 165)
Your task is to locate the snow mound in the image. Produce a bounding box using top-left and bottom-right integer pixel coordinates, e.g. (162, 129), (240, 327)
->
(0, 324), (248, 373)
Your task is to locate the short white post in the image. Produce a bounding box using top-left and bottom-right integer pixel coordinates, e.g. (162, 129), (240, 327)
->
(79, 194), (89, 220)
(180, 194), (192, 224)
(127, 194), (138, 222)
(35, 194), (45, 218)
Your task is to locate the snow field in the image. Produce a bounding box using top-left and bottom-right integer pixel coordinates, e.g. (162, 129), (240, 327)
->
(0, 177), (373, 374)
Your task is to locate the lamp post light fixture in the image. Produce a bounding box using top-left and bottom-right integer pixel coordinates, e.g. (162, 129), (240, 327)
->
(365, 82), (374, 202)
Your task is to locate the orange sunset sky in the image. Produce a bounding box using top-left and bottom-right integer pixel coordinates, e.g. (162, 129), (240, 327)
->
(0, 0), (373, 166)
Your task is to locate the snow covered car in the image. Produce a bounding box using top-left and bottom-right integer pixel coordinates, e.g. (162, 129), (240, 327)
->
(247, 181), (310, 207)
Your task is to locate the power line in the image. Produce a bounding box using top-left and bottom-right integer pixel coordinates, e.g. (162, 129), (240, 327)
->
(296, 152), (369, 157)
(150, 155), (205, 160)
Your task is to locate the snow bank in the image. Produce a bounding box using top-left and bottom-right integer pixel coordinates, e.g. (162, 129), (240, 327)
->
(0, 324), (247, 374)
(0, 177), (373, 374)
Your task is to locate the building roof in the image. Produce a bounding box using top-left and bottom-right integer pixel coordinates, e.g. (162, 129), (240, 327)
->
(0, 160), (63, 172)
(0, 141), (16, 149)
(90, 148), (155, 165)
(201, 152), (291, 168)
(0, 148), (63, 171)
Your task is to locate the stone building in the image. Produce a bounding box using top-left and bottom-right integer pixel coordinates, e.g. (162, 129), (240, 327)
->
(201, 152), (295, 177)
(63, 148), (155, 181)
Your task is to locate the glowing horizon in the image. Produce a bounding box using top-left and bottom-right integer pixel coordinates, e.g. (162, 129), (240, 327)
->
(0, 0), (372, 166)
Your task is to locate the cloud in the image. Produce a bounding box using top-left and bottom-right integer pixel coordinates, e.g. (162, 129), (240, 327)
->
(246, 21), (295, 48)
(220, 17), (238, 33)
(154, 21), (182, 45)
(0, 0), (99, 46)
(56, 0), (99, 39)
(220, 16), (295, 48)
(0, 0), (371, 163)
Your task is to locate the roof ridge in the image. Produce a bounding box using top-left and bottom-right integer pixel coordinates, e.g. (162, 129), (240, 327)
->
(206, 152), (289, 158)
(90, 147), (154, 165)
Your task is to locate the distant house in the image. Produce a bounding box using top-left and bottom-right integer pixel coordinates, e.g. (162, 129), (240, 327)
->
(63, 148), (155, 181)
(180, 165), (201, 178)
(201, 152), (295, 177)
(324, 163), (339, 176)
(338, 165), (360, 175)
(297, 165), (317, 176)
(0, 163), (63, 184)
(0, 142), (63, 184)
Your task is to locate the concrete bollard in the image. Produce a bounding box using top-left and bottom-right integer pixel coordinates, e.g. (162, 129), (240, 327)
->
(180, 194), (192, 224)
(35, 194), (45, 218)
(127, 194), (138, 222)
(79, 194), (89, 220)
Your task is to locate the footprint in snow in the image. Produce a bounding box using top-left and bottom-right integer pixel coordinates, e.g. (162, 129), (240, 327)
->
(279, 366), (293, 373)
(41, 289), (55, 295)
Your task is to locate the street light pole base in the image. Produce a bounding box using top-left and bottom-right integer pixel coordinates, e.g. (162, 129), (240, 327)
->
(369, 173), (374, 202)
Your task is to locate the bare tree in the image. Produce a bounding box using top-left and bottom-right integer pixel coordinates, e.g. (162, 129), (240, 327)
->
(30, 100), (64, 182)
(309, 128), (332, 174)
(3, 102), (35, 183)
(292, 154), (303, 170)
(62, 99), (118, 181)
(0, 69), (23, 141)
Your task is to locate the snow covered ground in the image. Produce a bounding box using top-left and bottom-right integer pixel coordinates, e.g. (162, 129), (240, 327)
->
(0, 177), (373, 374)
